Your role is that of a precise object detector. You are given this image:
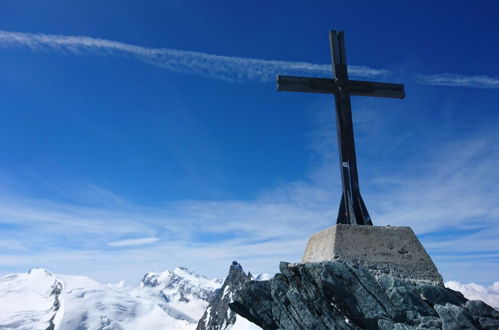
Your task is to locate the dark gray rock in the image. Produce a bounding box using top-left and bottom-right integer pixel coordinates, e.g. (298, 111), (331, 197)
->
(416, 282), (467, 307)
(377, 275), (438, 325)
(378, 319), (419, 330)
(434, 303), (478, 329)
(465, 300), (499, 329)
(418, 316), (443, 328)
(466, 300), (499, 319)
(46, 278), (63, 330)
(229, 261), (499, 330)
(476, 317), (499, 330)
(196, 261), (252, 330)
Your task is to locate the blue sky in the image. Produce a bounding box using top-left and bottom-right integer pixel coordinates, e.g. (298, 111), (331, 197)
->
(0, 1), (499, 285)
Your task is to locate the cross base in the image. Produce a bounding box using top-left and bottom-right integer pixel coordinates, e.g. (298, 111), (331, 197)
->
(301, 224), (443, 285)
(337, 192), (372, 225)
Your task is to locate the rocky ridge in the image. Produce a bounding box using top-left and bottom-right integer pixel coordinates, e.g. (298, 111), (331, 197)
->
(197, 261), (250, 330)
(229, 261), (499, 330)
(197, 261), (269, 330)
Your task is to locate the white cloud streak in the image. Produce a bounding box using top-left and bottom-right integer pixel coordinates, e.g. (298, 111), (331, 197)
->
(108, 237), (159, 247)
(1, 30), (498, 89)
(0, 30), (388, 82)
(417, 73), (499, 89)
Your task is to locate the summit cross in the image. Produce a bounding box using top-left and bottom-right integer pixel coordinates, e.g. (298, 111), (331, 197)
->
(277, 30), (405, 225)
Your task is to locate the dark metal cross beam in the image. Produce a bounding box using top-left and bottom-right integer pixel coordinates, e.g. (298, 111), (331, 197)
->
(277, 30), (405, 225)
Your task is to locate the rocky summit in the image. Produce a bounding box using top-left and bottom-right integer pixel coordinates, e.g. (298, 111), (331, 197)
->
(197, 261), (268, 330)
(229, 261), (499, 330)
(197, 261), (250, 330)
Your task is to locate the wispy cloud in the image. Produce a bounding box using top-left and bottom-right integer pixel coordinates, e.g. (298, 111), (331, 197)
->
(417, 73), (499, 89)
(1, 127), (498, 284)
(0, 30), (388, 82)
(108, 237), (159, 247)
(370, 136), (499, 235)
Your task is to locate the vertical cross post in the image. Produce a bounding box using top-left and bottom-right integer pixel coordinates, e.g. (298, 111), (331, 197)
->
(330, 31), (372, 225)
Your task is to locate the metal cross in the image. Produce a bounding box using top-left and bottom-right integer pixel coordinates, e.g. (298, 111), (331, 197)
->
(277, 30), (405, 225)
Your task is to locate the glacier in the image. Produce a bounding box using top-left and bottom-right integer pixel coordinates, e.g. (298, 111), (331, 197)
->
(0, 267), (222, 330)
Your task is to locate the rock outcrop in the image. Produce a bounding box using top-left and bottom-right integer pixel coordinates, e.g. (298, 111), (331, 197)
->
(229, 261), (499, 330)
(197, 261), (252, 330)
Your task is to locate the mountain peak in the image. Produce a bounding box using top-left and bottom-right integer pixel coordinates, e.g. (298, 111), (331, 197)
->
(230, 260), (243, 272)
(27, 268), (52, 275)
(175, 266), (195, 273)
(140, 267), (221, 290)
(173, 266), (208, 283)
(197, 261), (262, 330)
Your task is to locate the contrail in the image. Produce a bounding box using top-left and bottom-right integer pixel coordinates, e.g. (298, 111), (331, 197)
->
(0, 30), (389, 82)
(417, 73), (499, 89)
(2, 30), (497, 89)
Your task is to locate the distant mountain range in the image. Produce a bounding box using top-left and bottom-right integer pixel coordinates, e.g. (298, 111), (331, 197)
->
(1, 265), (497, 329)
(0, 265), (261, 330)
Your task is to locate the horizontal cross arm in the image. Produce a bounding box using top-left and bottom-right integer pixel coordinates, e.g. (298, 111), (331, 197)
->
(277, 75), (336, 94)
(277, 75), (405, 99)
(344, 80), (405, 99)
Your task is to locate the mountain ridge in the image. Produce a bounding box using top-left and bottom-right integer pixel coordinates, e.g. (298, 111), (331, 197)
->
(0, 267), (222, 329)
(229, 261), (499, 330)
(1, 265), (498, 329)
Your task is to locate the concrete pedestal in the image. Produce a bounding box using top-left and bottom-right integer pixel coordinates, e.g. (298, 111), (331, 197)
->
(302, 224), (443, 285)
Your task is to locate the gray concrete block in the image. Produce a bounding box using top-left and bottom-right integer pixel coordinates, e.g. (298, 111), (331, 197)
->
(302, 224), (443, 286)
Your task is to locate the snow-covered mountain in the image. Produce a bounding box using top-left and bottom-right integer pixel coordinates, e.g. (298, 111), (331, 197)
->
(132, 267), (223, 324)
(0, 268), (61, 329)
(5, 265), (496, 330)
(0, 267), (223, 330)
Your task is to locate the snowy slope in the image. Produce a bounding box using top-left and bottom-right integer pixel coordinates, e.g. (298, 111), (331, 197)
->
(0, 268), (60, 329)
(230, 317), (262, 330)
(0, 268), (222, 330)
(131, 267), (222, 323)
